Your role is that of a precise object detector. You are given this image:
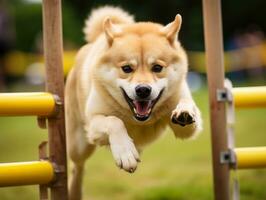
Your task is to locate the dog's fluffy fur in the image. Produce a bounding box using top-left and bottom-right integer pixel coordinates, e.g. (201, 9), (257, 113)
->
(65, 6), (202, 200)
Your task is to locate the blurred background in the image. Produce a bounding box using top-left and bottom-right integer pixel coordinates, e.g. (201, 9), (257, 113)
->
(1, 0), (266, 90)
(0, 0), (265, 199)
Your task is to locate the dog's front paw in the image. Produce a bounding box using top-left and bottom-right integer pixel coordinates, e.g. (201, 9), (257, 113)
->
(170, 102), (202, 139)
(109, 136), (140, 173)
(171, 111), (195, 126)
(171, 104), (196, 127)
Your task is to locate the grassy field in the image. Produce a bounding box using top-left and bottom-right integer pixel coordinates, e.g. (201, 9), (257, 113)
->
(0, 86), (265, 200)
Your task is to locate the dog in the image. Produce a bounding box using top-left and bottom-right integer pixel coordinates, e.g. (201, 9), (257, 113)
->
(65, 6), (202, 200)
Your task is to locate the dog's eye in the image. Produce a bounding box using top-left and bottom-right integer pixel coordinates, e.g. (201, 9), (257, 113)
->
(121, 65), (133, 73)
(151, 64), (163, 73)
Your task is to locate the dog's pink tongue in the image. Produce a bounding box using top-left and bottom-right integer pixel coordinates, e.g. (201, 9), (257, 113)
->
(133, 101), (151, 116)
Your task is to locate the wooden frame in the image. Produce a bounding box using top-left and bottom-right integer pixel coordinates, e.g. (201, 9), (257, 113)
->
(202, 0), (230, 199)
(42, 0), (68, 199)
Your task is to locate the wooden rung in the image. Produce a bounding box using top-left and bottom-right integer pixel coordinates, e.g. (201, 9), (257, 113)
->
(0, 161), (54, 187)
(232, 86), (266, 108)
(234, 147), (266, 169)
(0, 92), (58, 116)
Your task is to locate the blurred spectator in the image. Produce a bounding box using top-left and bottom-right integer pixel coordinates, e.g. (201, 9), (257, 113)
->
(227, 26), (265, 82)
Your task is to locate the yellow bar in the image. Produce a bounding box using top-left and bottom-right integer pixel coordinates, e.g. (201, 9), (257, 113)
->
(232, 86), (266, 108)
(0, 92), (56, 116)
(0, 161), (54, 187)
(235, 147), (266, 169)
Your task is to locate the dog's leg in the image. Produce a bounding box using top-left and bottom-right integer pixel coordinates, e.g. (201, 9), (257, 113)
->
(69, 162), (84, 200)
(86, 115), (140, 173)
(169, 81), (202, 139)
(68, 127), (95, 200)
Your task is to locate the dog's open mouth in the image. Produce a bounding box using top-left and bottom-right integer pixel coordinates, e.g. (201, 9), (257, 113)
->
(121, 88), (164, 121)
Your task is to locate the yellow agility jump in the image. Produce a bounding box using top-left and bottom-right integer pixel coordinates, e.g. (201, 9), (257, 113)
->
(233, 86), (266, 108)
(0, 92), (57, 116)
(234, 147), (266, 169)
(0, 0), (68, 198)
(0, 161), (54, 187)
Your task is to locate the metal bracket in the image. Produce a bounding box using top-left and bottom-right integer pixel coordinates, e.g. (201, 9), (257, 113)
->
(220, 149), (237, 169)
(49, 163), (66, 187)
(217, 88), (233, 102)
(53, 94), (62, 106)
(49, 94), (62, 119)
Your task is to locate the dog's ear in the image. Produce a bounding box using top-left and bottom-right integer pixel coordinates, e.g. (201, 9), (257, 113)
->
(103, 17), (122, 45)
(161, 14), (182, 45)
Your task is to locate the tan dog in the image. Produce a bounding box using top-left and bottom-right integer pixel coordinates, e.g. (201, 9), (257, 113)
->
(65, 6), (202, 200)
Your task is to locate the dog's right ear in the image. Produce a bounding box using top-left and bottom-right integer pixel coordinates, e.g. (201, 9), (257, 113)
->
(103, 17), (122, 45)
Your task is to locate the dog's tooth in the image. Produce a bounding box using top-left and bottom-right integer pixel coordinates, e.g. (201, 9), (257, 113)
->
(133, 108), (137, 113)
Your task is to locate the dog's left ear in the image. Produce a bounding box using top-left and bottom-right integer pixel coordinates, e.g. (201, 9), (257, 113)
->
(161, 14), (182, 45)
(103, 17), (122, 46)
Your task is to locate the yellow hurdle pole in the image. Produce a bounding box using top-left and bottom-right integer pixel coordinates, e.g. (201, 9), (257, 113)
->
(0, 92), (56, 116)
(0, 161), (54, 187)
(234, 147), (266, 169)
(232, 86), (266, 108)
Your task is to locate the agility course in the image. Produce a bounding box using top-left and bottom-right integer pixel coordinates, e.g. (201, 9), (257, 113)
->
(203, 0), (266, 199)
(0, 0), (265, 200)
(0, 0), (68, 199)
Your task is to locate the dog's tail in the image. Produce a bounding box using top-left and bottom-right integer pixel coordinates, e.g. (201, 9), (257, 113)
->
(83, 6), (134, 43)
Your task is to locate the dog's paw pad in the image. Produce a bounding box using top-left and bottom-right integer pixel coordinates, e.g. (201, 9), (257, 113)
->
(171, 111), (195, 126)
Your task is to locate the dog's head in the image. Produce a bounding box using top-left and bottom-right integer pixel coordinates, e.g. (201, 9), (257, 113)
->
(97, 15), (188, 122)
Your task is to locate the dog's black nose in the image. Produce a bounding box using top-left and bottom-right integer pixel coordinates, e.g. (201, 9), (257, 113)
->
(135, 84), (152, 99)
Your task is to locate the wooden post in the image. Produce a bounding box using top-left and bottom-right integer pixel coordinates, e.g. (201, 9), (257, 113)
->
(42, 0), (68, 199)
(202, 0), (230, 200)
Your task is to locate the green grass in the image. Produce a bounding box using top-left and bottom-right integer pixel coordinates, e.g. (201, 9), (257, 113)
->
(0, 87), (265, 200)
